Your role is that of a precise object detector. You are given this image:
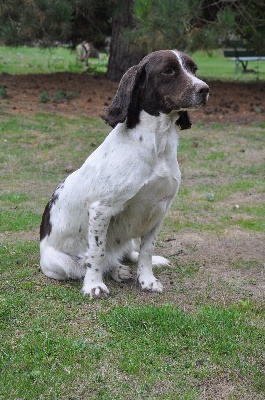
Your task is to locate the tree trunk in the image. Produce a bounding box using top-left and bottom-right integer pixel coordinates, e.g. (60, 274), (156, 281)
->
(106, 0), (146, 81)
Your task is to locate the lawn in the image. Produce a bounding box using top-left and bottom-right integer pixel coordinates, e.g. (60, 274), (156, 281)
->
(1, 45), (265, 80)
(0, 45), (108, 75)
(0, 48), (265, 399)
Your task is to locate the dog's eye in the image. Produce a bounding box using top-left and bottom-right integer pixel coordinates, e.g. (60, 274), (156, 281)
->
(192, 66), (198, 74)
(162, 68), (175, 76)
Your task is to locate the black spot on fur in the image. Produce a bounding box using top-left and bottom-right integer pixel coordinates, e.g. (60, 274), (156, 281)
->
(40, 180), (64, 239)
(79, 226), (82, 233)
(85, 263), (92, 268)
(40, 191), (59, 241)
(95, 236), (99, 246)
(50, 191), (59, 207)
(116, 238), (121, 244)
(40, 202), (52, 241)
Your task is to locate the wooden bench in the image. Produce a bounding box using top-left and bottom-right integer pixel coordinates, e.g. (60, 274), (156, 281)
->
(223, 49), (265, 73)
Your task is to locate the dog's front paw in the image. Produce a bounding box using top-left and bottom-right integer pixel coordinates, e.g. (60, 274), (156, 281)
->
(138, 275), (164, 293)
(82, 282), (110, 299)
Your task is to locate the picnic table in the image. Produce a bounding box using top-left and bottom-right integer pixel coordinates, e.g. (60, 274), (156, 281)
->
(223, 49), (265, 73)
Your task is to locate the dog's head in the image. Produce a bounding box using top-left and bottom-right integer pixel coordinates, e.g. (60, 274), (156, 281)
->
(102, 50), (209, 130)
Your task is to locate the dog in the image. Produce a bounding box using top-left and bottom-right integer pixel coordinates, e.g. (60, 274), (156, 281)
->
(76, 41), (91, 67)
(40, 49), (209, 298)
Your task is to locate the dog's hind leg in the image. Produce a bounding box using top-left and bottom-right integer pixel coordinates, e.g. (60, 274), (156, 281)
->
(106, 240), (133, 282)
(151, 255), (171, 266)
(128, 251), (170, 267)
(109, 263), (132, 282)
(40, 242), (86, 280)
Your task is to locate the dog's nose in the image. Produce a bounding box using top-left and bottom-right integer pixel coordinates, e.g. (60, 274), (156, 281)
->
(198, 85), (209, 95)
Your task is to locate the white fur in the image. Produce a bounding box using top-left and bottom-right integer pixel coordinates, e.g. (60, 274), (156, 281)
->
(40, 50), (209, 298)
(172, 50), (207, 109)
(40, 111), (179, 297)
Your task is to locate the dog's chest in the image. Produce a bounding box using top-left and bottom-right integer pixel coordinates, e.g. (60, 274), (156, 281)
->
(142, 160), (180, 199)
(109, 159), (180, 239)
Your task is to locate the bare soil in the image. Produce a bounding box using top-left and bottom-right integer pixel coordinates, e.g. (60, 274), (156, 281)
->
(1, 72), (265, 124)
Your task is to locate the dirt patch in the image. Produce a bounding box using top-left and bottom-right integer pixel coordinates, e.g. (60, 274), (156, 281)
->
(159, 229), (265, 306)
(1, 73), (117, 118)
(1, 73), (265, 124)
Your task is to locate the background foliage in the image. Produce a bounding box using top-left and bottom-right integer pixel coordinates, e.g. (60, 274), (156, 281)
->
(1, 0), (264, 51)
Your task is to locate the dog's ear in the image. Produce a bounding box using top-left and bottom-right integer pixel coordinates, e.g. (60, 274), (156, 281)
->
(176, 111), (192, 130)
(102, 61), (147, 128)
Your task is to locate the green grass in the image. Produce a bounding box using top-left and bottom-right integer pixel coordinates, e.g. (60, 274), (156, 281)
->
(0, 46), (265, 80)
(0, 45), (108, 75)
(1, 111), (265, 398)
(193, 49), (265, 81)
(0, 113), (109, 183)
(102, 305), (264, 386)
(1, 254), (264, 400)
(164, 129), (265, 233)
(232, 260), (260, 270)
(1, 239), (264, 399)
(0, 209), (41, 231)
